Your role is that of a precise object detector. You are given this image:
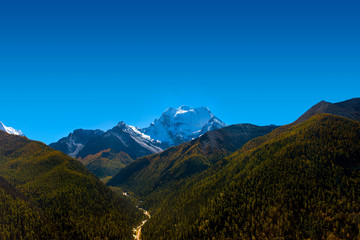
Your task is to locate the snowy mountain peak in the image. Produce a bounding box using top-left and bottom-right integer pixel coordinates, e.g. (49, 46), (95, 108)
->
(162, 106), (212, 118)
(142, 106), (226, 148)
(175, 105), (194, 115)
(116, 121), (127, 128)
(200, 116), (227, 135)
(0, 122), (24, 136)
(110, 121), (161, 146)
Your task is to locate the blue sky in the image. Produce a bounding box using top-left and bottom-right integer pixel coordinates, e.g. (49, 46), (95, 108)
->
(1, 0), (359, 144)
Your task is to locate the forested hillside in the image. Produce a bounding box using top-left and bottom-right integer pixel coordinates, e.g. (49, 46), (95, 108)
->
(79, 149), (133, 178)
(0, 176), (55, 239)
(108, 124), (277, 210)
(294, 98), (360, 123)
(0, 131), (142, 239)
(140, 114), (360, 239)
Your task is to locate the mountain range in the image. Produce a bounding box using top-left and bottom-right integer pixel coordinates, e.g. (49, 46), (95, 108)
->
(137, 114), (360, 239)
(106, 97), (360, 239)
(50, 99), (360, 179)
(50, 106), (227, 178)
(2, 97), (360, 239)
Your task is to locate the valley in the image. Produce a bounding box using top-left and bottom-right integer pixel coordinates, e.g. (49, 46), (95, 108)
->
(1, 98), (360, 239)
(2, 0), (359, 238)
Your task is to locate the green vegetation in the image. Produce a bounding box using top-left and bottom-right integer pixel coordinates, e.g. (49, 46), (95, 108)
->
(136, 114), (360, 239)
(79, 149), (133, 178)
(3, 113), (359, 239)
(108, 139), (225, 196)
(0, 132), (142, 239)
(0, 176), (55, 240)
(108, 124), (276, 209)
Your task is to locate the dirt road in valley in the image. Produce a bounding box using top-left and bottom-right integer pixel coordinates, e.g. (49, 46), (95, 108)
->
(133, 207), (150, 240)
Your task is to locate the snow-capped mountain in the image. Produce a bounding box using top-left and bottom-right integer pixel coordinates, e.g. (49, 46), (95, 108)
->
(76, 121), (163, 160)
(142, 106), (227, 148)
(199, 116), (227, 135)
(49, 129), (104, 157)
(0, 122), (24, 136)
(50, 106), (226, 165)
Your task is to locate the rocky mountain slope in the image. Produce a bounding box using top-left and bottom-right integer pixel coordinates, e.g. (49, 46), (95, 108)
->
(49, 129), (104, 157)
(77, 121), (163, 160)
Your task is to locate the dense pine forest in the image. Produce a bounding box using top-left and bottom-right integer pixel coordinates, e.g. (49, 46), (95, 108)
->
(132, 114), (360, 239)
(2, 113), (360, 239)
(0, 131), (142, 239)
(108, 124), (277, 209)
(80, 149), (134, 178)
(1, 0), (359, 238)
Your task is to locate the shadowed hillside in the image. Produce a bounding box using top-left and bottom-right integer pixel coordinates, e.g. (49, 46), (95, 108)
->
(294, 98), (360, 124)
(108, 124), (278, 208)
(0, 131), (142, 240)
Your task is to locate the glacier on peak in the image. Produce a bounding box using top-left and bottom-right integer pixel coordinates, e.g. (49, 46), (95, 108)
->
(142, 106), (226, 148)
(0, 121), (24, 136)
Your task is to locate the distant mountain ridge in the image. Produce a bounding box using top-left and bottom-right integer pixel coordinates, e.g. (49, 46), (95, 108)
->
(51, 106), (225, 159)
(77, 121), (163, 160)
(50, 106), (226, 177)
(0, 121), (24, 136)
(49, 129), (104, 157)
(49, 122), (163, 178)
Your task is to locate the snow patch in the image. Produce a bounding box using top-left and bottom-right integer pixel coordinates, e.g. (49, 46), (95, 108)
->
(129, 126), (151, 141)
(0, 122), (24, 136)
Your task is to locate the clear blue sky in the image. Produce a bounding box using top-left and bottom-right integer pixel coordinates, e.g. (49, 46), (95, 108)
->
(1, 0), (359, 144)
